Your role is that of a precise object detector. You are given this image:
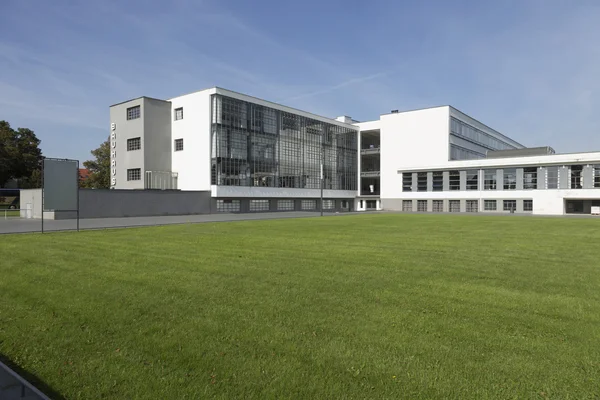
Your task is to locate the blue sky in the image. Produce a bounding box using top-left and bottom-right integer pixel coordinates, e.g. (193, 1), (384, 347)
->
(1, 0), (600, 162)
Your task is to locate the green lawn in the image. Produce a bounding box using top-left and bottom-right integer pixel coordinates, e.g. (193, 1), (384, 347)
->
(1, 214), (600, 399)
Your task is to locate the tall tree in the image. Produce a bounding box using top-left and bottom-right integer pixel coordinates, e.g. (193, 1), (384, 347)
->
(82, 137), (110, 189)
(0, 121), (43, 188)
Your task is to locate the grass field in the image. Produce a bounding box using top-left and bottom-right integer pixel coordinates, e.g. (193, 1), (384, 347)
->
(1, 214), (600, 399)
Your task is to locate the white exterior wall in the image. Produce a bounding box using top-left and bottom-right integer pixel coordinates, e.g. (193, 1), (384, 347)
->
(379, 107), (450, 199)
(169, 89), (215, 191)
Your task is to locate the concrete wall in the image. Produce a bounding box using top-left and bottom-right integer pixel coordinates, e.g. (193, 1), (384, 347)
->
(170, 90), (212, 191)
(110, 98), (146, 189)
(19, 189), (42, 218)
(79, 189), (211, 218)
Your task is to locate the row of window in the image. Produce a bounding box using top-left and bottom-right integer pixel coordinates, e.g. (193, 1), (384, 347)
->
(401, 199), (533, 212)
(125, 105), (184, 121)
(450, 117), (518, 152)
(403, 166), (600, 192)
(215, 199), (348, 212)
(126, 137), (184, 152)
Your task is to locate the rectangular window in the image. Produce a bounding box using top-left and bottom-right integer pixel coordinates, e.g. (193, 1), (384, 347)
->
(466, 170), (478, 190)
(322, 199), (335, 210)
(546, 166), (559, 189)
(417, 200), (427, 212)
(466, 200), (478, 212)
(127, 168), (141, 181)
(174, 107), (183, 121)
(127, 137), (141, 151)
(503, 200), (517, 212)
(523, 200), (533, 212)
(432, 172), (443, 191)
(402, 200), (413, 212)
(277, 200), (294, 211)
(503, 168), (517, 190)
(484, 200), (497, 211)
(301, 200), (316, 210)
(484, 169), (497, 190)
(449, 200), (460, 212)
(432, 200), (444, 212)
(174, 138), (184, 151)
(217, 199), (240, 212)
(594, 165), (600, 188)
(523, 167), (537, 190)
(570, 165), (583, 189)
(127, 105), (140, 120)
(402, 173), (413, 192)
(417, 172), (427, 192)
(250, 199), (269, 212)
(449, 171), (460, 191)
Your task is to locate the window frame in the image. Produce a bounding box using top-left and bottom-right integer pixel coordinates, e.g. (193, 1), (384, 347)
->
(127, 137), (141, 151)
(523, 167), (537, 190)
(546, 166), (559, 189)
(126, 105), (141, 120)
(417, 172), (427, 192)
(174, 107), (184, 121)
(449, 170), (460, 191)
(503, 200), (517, 212)
(174, 138), (184, 152)
(466, 170), (479, 190)
(484, 169), (497, 190)
(503, 168), (517, 190)
(484, 200), (497, 211)
(402, 173), (413, 192)
(523, 200), (533, 212)
(127, 168), (141, 181)
(432, 171), (443, 191)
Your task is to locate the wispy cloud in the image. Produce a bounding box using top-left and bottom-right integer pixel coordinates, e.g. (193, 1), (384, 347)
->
(284, 72), (389, 102)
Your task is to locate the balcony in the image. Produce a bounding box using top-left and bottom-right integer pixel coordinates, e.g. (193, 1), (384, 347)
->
(361, 146), (381, 155)
(361, 170), (380, 178)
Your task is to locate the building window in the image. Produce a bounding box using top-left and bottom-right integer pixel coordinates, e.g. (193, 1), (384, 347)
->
(417, 172), (427, 192)
(432, 200), (443, 212)
(504, 168), (517, 190)
(322, 199), (335, 210)
(570, 165), (583, 189)
(546, 166), (559, 189)
(466, 200), (478, 212)
(402, 200), (413, 212)
(127, 105), (140, 120)
(484, 200), (497, 211)
(432, 172), (443, 191)
(301, 200), (316, 210)
(523, 167), (537, 190)
(484, 169), (497, 190)
(503, 200), (517, 212)
(174, 138), (184, 151)
(277, 200), (294, 211)
(523, 200), (533, 212)
(217, 199), (240, 212)
(594, 165), (600, 188)
(466, 170), (478, 190)
(127, 168), (141, 181)
(127, 137), (141, 151)
(449, 170), (460, 191)
(174, 107), (183, 121)
(417, 200), (427, 212)
(449, 200), (460, 212)
(402, 173), (412, 192)
(250, 199), (269, 212)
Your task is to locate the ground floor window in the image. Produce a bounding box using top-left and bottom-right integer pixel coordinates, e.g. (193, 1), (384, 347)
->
(523, 200), (533, 212)
(503, 200), (517, 212)
(277, 200), (294, 211)
(402, 200), (413, 212)
(449, 200), (460, 212)
(466, 200), (478, 212)
(417, 200), (427, 212)
(249, 199), (269, 212)
(301, 200), (316, 210)
(340, 200), (350, 210)
(217, 199), (240, 212)
(432, 200), (443, 212)
(366, 200), (377, 209)
(322, 199), (335, 210)
(484, 200), (496, 211)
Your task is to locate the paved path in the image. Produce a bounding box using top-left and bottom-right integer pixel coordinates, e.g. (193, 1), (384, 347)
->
(0, 211), (359, 234)
(0, 361), (50, 400)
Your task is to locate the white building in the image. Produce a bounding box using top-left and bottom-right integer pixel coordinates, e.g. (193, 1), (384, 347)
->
(109, 87), (600, 215)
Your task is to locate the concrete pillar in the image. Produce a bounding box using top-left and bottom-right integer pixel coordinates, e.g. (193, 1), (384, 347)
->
(269, 198), (278, 212)
(537, 167), (545, 190)
(427, 172), (433, 192)
(443, 171), (450, 191)
(459, 170), (467, 191)
(496, 169), (504, 190)
(412, 172), (418, 192)
(583, 165), (594, 189)
(559, 166), (570, 189)
(516, 168), (524, 190)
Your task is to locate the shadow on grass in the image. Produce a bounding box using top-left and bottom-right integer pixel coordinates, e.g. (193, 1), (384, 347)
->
(0, 354), (65, 400)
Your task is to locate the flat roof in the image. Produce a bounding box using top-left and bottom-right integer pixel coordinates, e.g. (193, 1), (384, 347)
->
(109, 96), (169, 108)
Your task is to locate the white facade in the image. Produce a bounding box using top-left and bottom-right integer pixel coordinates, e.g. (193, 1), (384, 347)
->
(109, 87), (600, 216)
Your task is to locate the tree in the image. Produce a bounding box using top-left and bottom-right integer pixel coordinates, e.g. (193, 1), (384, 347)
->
(0, 121), (43, 188)
(82, 137), (110, 189)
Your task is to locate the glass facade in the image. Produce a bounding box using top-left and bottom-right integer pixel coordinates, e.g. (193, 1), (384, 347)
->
(449, 117), (519, 160)
(484, 169), (497, 190)
(570, 165), (583, 189)
(546, 167), (559, 189)
(432, 172), (443, 191)
(403, 173), (412, 192)
(503, 168), (517, 190)
(523, 168), (537, 189)
(449, 170), (460, 190)
(417, 172), (427, 192)
(595, 165), (600, 188)
(210, 95), (357, 190)
(466, 170), (478, 190)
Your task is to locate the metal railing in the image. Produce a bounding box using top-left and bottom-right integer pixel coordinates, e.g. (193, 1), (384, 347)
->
(2, 209), (23, 219)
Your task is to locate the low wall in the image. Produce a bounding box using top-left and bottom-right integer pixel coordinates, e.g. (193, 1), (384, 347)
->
(79, 189), (211, 218)
(21, 189), (212, 219)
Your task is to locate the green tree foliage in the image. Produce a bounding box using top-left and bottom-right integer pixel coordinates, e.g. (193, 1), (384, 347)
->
(0, 120), (43, 188)
(82, 137), (110, 189)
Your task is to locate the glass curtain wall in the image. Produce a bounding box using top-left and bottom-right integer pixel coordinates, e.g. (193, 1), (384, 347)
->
(211, 95), (357, 191)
